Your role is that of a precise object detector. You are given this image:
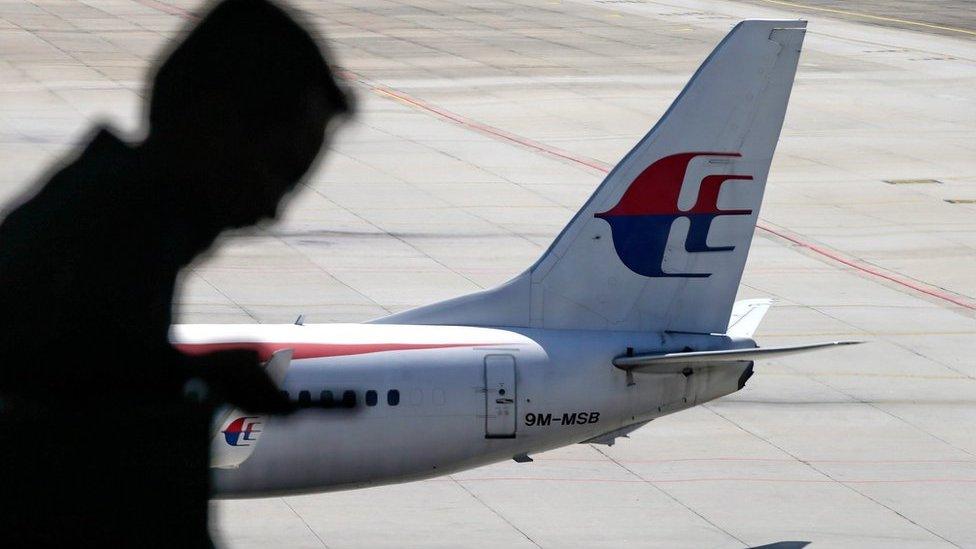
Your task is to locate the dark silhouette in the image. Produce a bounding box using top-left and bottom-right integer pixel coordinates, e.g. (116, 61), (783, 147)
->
(0, 0), (351, 545)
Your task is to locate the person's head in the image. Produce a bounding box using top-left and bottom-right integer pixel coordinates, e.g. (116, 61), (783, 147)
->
(146, 0), (352, 228)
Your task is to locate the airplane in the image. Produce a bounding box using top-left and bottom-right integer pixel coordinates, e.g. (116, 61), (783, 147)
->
(173, 19), (858, 497)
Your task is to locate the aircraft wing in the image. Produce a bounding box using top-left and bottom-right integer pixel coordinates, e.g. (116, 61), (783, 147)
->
(615, 341), (861, 374)
(211, 348), (293, 469)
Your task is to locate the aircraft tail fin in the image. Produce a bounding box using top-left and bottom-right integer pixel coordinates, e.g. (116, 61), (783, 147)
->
(374, 21), (806, 333)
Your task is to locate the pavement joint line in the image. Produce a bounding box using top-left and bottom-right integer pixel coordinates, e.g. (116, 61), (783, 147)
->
(662, 0), (976, 62)
(448, 475), (542, 548)
(702, 404), (964, 548)
(807, 300), (974, 381)
(257, 216), (395, 316)
(726, 398), (976, 405)
(761, 331), (976, 336)
(591, 445), (749, 546)
(758, 372), (973, 380)
(298, 179), (485, 299)
(790, 305), (976, 458)
(280, 497), (331, 548)
(368, 85), (611, 173)
(10, 4), (125, 102)
(814, 29), (976, 63)
(303, 143), (484, 294)
(442, 475), (976, 484)
(755, 0), (976, 37)
(792, 378), (976, 461)
(131, 0), (200, 20)
(186, 267), (262, 323)
(532, 456), (976, 464)
(356, 0), (664, 115)
(776, 354), (976, 456)
(760, 221), (976, 311)
(110, 0), (976, 314)
(346, 118), (550, 260)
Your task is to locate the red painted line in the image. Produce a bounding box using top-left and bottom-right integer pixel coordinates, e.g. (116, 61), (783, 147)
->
(373, 85), (611, 172)
(175, 341), (492, 362)
(755, 223), (976, 310)
(351, 74), (976, 311)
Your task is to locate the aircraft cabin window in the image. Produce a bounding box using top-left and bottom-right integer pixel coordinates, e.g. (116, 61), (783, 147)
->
(341, 390), (356, 408)
(298, 390), (312, 408)
(387, 389), (400, 406)
(320, 390), (335, 408)
(365, 390), (377, 406)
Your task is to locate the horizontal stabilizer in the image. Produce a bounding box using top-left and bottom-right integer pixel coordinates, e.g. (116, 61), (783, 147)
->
(615, 341), (861, 373)
(727, 299), (772, 338)
(264, 347), (293, 385)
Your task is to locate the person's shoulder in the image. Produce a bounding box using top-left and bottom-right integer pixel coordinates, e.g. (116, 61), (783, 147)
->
(61, 126), (135, 186)
(21, 126), (134, 203)
(1, 126), (139, 243)
(83, 126), (130, 157)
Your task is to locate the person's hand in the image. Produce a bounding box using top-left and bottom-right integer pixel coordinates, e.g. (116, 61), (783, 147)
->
(194, 349), (295, 415)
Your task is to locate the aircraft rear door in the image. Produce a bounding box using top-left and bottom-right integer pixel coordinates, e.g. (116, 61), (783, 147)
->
(484, 355), (517, 438)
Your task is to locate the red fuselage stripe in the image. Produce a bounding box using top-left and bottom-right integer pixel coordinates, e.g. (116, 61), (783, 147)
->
(174, 342), (493, 361)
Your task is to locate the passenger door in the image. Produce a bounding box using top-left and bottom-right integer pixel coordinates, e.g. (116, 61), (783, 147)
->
(484, 355), (517, 438)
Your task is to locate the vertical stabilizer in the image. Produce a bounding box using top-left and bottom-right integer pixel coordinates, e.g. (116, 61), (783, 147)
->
(374, 21), (806, 333)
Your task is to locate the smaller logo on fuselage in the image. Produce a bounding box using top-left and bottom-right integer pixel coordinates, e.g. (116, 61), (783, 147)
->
(222, 416), (262, 447)
(595, 152), (753, 278)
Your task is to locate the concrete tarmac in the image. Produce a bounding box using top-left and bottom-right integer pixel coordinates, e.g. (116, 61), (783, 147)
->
(1, 0), (974, 547)
(735, 0), (976, 39)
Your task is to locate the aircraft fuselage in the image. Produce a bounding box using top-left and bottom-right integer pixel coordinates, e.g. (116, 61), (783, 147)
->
(175, 324), (751, 497)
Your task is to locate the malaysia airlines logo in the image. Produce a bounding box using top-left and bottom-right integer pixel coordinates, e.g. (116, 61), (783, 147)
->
(595, 152), (753, 278)
(222, 416), (262, 447)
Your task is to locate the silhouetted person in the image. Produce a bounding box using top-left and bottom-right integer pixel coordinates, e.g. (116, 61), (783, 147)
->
(0, 0), (351, 545)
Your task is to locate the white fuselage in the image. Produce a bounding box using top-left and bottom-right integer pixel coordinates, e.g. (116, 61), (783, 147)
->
(172, 323), (751, 498)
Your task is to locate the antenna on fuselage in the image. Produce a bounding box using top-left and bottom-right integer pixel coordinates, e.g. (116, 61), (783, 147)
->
(294, 314), (305, 326)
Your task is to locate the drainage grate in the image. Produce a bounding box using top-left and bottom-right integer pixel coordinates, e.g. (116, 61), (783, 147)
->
(944, 199), (976, 204)
(884, 178), (942, 185)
